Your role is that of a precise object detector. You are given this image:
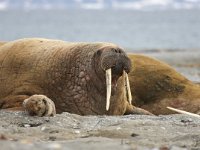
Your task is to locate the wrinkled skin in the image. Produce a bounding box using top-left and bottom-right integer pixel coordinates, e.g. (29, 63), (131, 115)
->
(0, 38), (150, 116)
(128, 54), (200, 115)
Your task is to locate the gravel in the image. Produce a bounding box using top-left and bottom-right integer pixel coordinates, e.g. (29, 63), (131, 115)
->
(0, 110), (200, 150)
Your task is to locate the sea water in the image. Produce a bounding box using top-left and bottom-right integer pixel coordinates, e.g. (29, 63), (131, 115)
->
(0, 9), (200, 50)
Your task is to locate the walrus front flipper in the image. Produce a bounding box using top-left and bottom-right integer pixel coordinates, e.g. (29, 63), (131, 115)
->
(0, 94), (56, 117)
(124, 104), (154, 115)
(23, 95), (56, 117)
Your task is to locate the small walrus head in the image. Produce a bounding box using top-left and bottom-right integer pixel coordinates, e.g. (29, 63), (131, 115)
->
(92, 45), (132, 111)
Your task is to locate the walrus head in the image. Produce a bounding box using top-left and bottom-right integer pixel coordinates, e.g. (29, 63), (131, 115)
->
(92, 45), (132, 111)
(34, 41), (133, 115)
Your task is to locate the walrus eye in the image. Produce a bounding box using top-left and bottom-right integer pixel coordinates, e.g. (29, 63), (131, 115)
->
(96, 49), (102, 56)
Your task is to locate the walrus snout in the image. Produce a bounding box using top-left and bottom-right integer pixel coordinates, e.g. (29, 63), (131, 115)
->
(101, 50), (131, 73)
(95, 47), (132, 111)
(111, 57), (131, 76)
(110, 59), (130, 95)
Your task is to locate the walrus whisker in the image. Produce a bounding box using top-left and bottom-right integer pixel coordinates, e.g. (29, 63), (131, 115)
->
(106, 68), (112, 111)
(124, 71), (132, 104)
(167, 107), (200, 118)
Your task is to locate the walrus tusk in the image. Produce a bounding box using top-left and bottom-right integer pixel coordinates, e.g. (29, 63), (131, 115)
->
(106, 68), (112, 111)
(167, 107), (200, 118)
(124, 71), (132, 104)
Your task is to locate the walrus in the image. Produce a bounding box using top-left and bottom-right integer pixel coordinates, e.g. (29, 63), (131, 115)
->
(0, 38), (150, 116)
(0, 41), (6, 47)
(128, 54), (200, 115)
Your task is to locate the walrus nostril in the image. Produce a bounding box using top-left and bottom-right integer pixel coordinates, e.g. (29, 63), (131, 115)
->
(112, 48), (123, 54)
(117, 49), (123, 54)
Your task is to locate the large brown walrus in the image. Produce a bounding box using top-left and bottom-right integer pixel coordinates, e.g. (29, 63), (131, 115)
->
(0, 38), (199, 116)
(0, 38), (151, 116)
(128, 54), (200, 115)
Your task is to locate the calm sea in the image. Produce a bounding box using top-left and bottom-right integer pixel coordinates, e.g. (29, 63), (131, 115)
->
(0, 9), (200, 50)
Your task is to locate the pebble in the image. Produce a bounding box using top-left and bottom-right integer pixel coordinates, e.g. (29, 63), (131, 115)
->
(41, 126), (46, 131)
(116, 127), (121, 130)
(47, 143), (61, 149)
(24, 124), (31, 128)
(74, 130), (80, 134)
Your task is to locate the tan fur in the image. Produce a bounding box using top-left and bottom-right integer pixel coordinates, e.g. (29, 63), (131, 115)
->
(0, 41), (7, 47)
(128, 54), (200, 115)
(0, 38), (150, 116)
(4, 38), (197, 116)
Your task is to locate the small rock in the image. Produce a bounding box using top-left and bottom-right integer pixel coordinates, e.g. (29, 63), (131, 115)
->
(41, 126), (46, 131)
(180, 119), (193, 123)
(116, 127), (121, 130)
(49, 136), (57, 141)
(159, 146), (169, 150)
(20, 139), (33, 144)
(74, 130), (80, 134)
(47, 143), (61, 149)
(0, 134), (8, 140)
(24, 124), (31, 128)
(161, 127), (166, 130)
(131, 133), (139, 137)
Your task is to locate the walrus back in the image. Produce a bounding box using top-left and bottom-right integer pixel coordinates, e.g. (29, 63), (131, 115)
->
(128, 54), (200, 114)
(0, 38), (113, 99)
(0, 41), (7, 47)
(128, 54), (189, 105)
(0, 38), (75, 98)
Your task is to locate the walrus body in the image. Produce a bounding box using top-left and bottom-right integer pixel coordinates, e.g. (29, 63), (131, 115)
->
(0, 38), (148, 116)
(128, 54), (200, 115)
(1, 38), (199, 116)
(0, 41), (6, 47)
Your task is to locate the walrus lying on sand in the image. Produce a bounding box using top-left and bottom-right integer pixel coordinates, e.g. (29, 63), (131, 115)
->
(128, 54), (200, 115)
(0, 38), (151, 116)
(0, 38), (199, 116)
